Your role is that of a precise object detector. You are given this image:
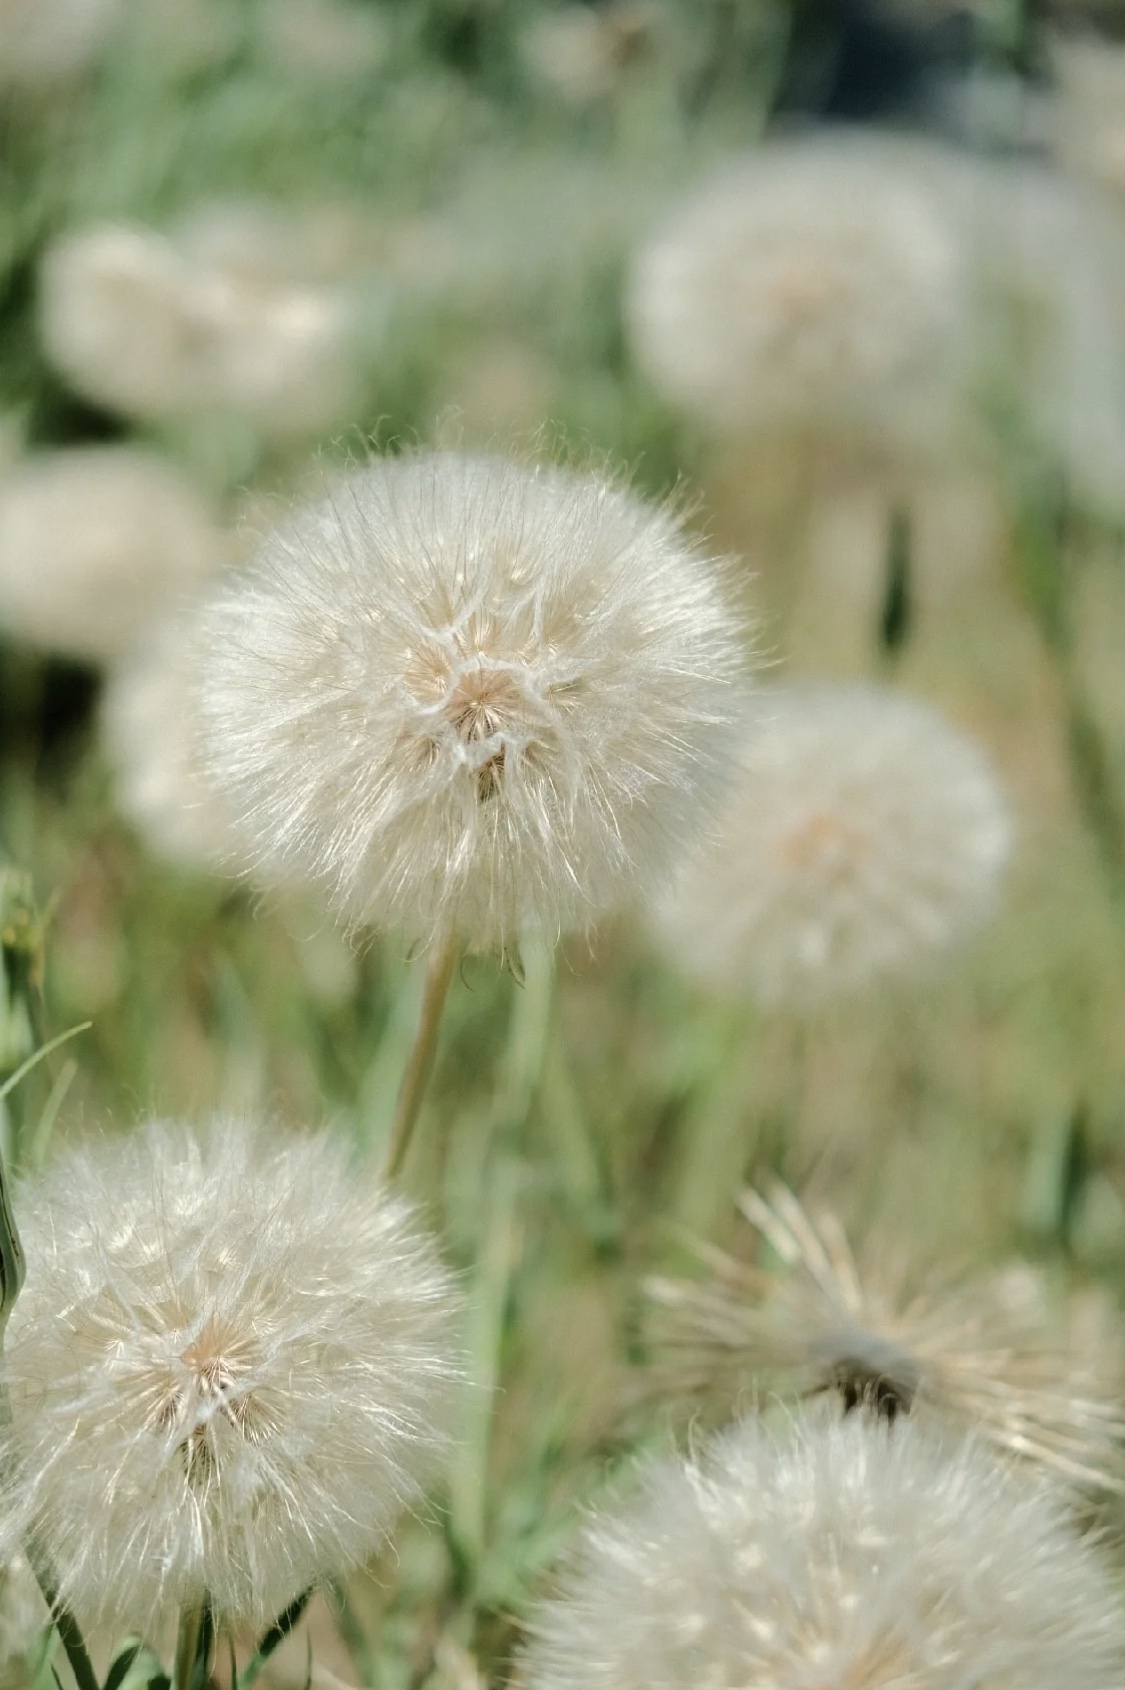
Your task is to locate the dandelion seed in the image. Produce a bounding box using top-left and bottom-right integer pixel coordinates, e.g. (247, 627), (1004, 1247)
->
(627, 133), (976, 458)
(39, 221), (361, 438)
(0, 1118), (462, 1632)
(646, 1183), (1125, 1492)
(0, 447), (225, 664)
(521, 1406), (1125, 1690)
(655, 682), (1011, 1006)
(194, 451), (747, 952)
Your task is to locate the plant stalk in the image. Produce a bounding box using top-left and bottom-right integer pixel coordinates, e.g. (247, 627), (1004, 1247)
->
(382, 932), (460, 1181)
(173, 1598), (212, 1690)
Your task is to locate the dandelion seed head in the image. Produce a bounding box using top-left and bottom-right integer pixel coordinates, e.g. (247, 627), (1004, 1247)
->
(1, 1118), (463, 1632)
(646, 1184), (1125, 1493)
(0, 446), (225, 663)
(195, 451), (748, 951)
(656, 682), (1011, 1005)
(522, 1406), (1125, 1690)
(628, 134), (974, 453)
(39, 221), (360, 437)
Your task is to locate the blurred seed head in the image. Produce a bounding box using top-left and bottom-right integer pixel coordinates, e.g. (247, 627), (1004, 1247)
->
(655, 681), (1012, 1006)
(0, 1117), (463, 1632)
(522, 1405), (1125, 1690)
(101, 613), (253, 873)
(1049, 34), (1125, 199)
(39, 220), (362, 438)
(519, 3), (658, 105)
(0, 446), (226, 664)
(194, 451), (749, 952)
(258, 0), (390, 84)
(628, 133), (977, 457)
(975, 162), (1125, 519)
(646, 1182), (1125, 1493)
(0, 0), (119, 90)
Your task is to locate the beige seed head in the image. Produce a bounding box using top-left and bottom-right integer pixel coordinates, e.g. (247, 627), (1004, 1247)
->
(646, 1182), (1125, 1494)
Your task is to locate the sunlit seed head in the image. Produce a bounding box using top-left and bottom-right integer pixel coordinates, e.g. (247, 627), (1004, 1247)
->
(628, 133), (976, 456)
(1, 1118), (463, 1633)
(521, 1405), (1125, 1690)
(0, 446), (226, 664)
(646, 1183), (1125, 1494)
(194, 450), (749, 952)
(655, 681), (1012, 1007)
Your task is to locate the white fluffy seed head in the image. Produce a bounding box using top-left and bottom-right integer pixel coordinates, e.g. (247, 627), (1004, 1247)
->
(521, 1406), (1125, 1690)
(656, 681), (1012, 1006)
(39, 221), (360, 437)
(0, 1118), (463, 1633)
(101, 614), (251, 872)
(628, 134), (975, 454)
(194, 452), (749, 952)
(0, 446), (225, 663)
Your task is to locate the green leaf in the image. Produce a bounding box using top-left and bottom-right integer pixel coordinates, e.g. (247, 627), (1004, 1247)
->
(235, 1590), (312, 1690)
(0, 1022), (92, 1108)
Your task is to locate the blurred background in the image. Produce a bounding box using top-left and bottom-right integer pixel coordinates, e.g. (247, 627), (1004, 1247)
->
(5, 1), (1125, 1682)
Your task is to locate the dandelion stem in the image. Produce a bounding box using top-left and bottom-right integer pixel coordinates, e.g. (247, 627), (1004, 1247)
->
(173, 1598), (212, 1690)
(26, 1552), (98, 1690)
(382, 933), (460, 1181)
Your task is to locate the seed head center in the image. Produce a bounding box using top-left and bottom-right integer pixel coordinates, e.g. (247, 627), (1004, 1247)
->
(779, 809), (870, 879)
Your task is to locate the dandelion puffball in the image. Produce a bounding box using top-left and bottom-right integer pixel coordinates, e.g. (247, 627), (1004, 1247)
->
(0, 1118), (462, 1631)
(656, 682), (1011, 1005)
(647, 1183), (1125, 1493)
(0, 447), (225, 663)
(39, 221), (361, 437)
(195, 452), (747, 951)
(628, 134), (973, 453)
(521, 1408), (1125, 1690)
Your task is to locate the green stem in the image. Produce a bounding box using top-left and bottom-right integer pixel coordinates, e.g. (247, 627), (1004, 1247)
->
(381, 934), (459, 1182)
(172, 1598), (211, 1690)
(26, 1551), (99, 1690)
